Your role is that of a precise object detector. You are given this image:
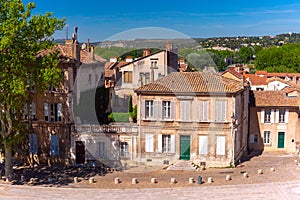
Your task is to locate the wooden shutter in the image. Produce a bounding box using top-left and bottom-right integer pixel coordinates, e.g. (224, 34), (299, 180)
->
(50, 135), (60, 156)
(170, 135), (176, 153)
(140, 100), (145, 119)
(275, 109), (279, 123)
(170, 101), (175, 120)
(157, 134), (162, 153)
(261, 109), (265, 123)
(154, 101), (161, 120)
(199, 135), (208, 155)
(145, 134), (154, 152)
(270, 109), (275, 123)
(285, 109), (289, 123)
(216, 136), (226, 155)
(200, 101), (208, 121)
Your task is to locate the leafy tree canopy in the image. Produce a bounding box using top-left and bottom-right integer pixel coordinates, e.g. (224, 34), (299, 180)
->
(0, 0), (65, 181)
(255, 44), (300, 72)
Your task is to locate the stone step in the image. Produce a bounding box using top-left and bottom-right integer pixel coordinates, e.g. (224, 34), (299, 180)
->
(167, 160), (196, 171)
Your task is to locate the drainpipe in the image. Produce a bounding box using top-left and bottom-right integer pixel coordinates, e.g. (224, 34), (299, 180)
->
(138, 93), (142, 165)
(231, 95), (235, 166)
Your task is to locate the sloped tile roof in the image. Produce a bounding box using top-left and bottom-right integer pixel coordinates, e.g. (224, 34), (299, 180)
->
(37, 44), (77, 63)
(253, 91), (298, 107)
(80, 50), (106, 63)
(222, 68), (243, 79)
(135, 72), (245, 95)
(247, 74), (267, 86)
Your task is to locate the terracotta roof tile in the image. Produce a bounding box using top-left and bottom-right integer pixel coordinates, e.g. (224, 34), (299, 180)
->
(80, 50), (106, 63)
(222, 68), (243, 79)
(247, 74), (267, 86)
(135, 72), (245, 95)
(253, 91), (298, 107)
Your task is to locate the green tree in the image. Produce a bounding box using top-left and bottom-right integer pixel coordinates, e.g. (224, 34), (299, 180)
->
(0, 0), (65, 181)
(235, 46), (252, 63)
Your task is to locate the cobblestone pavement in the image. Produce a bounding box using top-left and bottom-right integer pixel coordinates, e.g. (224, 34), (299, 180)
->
(1, 180), (300, 199)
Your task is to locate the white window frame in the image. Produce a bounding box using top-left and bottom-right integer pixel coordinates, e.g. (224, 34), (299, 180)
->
(263, 131), (271, 145)
(162, 101), (171, 119)
(145, 100), (154, 118)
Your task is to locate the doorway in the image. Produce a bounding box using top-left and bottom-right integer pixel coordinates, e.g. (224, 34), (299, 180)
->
(277, 132), (285, 148)
(180, 135), (190, 160)
(76, 141), (85, 164)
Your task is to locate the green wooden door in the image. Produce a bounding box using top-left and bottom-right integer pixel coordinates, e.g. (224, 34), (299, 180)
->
(278, 132), (285, 148)
(180, 136), (190, 160)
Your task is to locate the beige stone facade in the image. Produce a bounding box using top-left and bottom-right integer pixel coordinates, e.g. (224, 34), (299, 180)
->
(135, 72), (249, 167)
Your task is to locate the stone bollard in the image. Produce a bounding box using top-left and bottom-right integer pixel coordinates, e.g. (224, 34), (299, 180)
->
(270, 167), (275, 172)
(257, 169), (263, 175)
(225, 175), (232, 181)
(89, 177), (95, 184)
(114, 177), (120, 184)
(151, 178), (157, 184)
(170, 178), (177, 184)
(74, 177), (78, 183)
(200, 165), (206, 171)
(208, 177), (213, 183)
(132, 178), (138, 184)
(189, 177), (194, 184)
(243, 172), (249, 178)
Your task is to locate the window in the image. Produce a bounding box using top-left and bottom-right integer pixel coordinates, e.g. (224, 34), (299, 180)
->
(145, 100), (154, 118)
(145, 72), (150, 84)
(145, 134), (154, 152)
(199, 135), (208, 155)
(29, 134), (38, 154)
(124, 71), (132, 83)
(162, 101), (171, 119)
(24, 102), (36, 120)
(162, 135), (171, 153)
(216, 100), (226, 122)
(151, 60), (157, 68)
(120, 142), (129, 158)
(48, 85), (57, 92)
(249, 133), (259, 144)
(98, 142), (105, 158)
(180, 101), (190, 121)
(216, 136), (226, 155)
(279, 109), (285, 123)
(49, 103), (63, 122)
(44, 103), (49, 121)
(200, 101), (208, 121)
(264, 109), (271, 123)
(158, 73), (162, 79)
(158, 134), (175, 153)
(50, 135), (59, 156)
(264, 131), (271, 144)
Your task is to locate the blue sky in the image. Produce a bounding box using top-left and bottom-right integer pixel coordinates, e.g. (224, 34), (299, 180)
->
(25, 0), (300, 42)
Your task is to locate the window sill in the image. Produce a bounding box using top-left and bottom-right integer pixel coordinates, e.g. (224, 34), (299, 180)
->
(161, 119), (174, 122)
(142, 118), (156, 121)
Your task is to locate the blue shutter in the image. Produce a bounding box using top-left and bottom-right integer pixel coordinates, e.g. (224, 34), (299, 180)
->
(50, 135), (60, 156)
(29, 134), (38, 154)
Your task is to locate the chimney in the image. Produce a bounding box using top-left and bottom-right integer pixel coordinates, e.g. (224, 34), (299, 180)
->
(90, 45), (95, 61)
(166, 42), (172, 51)
(143, 49), (151, 57)
(71, 26), (80, 62)
(87, 38), (90, 52)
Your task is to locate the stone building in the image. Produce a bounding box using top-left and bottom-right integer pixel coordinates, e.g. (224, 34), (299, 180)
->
(135, 72), (250, 167)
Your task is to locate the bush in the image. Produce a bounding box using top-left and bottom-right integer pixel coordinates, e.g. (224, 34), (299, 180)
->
(108, 112), (129, 122)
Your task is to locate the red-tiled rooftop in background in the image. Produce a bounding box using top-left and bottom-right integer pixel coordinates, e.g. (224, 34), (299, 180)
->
(222, 68), (243, 79)
(256, 71), (268, 75)
(135, 72), (245, 95)
(253, 90), (298, 107)
(247, 74), (267, 86)
(80, 50), (106, 63)
(267, 72), (300, 78)
(37, 44), (76, 63)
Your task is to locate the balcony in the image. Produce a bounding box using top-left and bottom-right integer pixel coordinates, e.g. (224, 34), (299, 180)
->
(73, 123), (138, 134)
